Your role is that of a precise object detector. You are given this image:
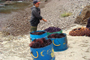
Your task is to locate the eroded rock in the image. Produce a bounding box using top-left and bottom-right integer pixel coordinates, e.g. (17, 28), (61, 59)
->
(75, 5), (90, 24)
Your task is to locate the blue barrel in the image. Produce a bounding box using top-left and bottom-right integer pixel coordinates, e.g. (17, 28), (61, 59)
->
(30, 30), (47, 41)
(30, 43), (55, 60)
(48, 33), (68, 52)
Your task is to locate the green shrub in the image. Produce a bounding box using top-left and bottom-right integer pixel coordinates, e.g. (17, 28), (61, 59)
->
(61, 12), (72, 17)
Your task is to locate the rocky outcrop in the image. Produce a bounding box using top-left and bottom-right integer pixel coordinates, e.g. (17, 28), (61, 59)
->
(75, 5), (90, 24)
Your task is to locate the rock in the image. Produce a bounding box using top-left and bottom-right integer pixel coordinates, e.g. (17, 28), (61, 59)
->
(0, 4), (5, 7)
(45, 0), (48, 2)
(3, 1), (15, 5)
(75, 5), (90, 24)
(28, 16), (31, 19)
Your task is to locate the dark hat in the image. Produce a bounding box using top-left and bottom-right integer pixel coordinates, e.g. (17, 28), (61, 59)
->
(33, 1), (40, 4)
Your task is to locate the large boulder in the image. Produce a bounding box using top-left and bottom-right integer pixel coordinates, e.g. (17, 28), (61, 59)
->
(75, 5), (90, 24)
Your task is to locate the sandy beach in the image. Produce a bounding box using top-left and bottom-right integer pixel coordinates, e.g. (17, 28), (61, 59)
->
(0, 0), (90, 60)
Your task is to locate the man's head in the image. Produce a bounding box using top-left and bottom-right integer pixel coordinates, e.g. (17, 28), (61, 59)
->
(33, 1), (40, 8)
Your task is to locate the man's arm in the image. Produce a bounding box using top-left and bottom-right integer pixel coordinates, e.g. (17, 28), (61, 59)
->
(32, 10), (47, 22)
(32, 9), (42, 20)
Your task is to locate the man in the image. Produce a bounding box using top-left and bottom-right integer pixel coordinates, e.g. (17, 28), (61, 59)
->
(86, 18), (90, 28)
(30, 0), (47, 32)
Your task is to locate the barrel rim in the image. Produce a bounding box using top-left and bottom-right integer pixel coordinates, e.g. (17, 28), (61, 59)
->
(30, 30), (47, 36)
(30, 43), (53, 49)
(46, 30), (62, 33)
(47, 33), (66, 39)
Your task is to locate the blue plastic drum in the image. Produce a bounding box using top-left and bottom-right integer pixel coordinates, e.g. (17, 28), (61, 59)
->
(48, 33), (68, 52)
(30, 43), (55, 60)
(30, 30), (47, 41)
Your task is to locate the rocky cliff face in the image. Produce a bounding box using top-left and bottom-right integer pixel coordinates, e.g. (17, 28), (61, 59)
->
(75, 5), (90, 25)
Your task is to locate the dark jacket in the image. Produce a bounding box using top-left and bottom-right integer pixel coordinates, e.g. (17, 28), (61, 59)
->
(30, 6), (42, 26)
(86, 18), (90, 28)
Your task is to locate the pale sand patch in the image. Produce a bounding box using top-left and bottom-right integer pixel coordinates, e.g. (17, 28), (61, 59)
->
(0, 24), (90, 60)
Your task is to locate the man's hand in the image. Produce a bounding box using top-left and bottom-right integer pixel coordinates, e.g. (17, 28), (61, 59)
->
(42, 18), (47, 22)
(43, 19), (47, 22)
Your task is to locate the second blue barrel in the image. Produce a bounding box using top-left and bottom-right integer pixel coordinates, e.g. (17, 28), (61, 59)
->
(48, 33), (68, 51)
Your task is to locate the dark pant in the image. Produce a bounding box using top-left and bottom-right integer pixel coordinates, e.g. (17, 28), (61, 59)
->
(30, 26), (37, 41)
(30, 26), (37, 32)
